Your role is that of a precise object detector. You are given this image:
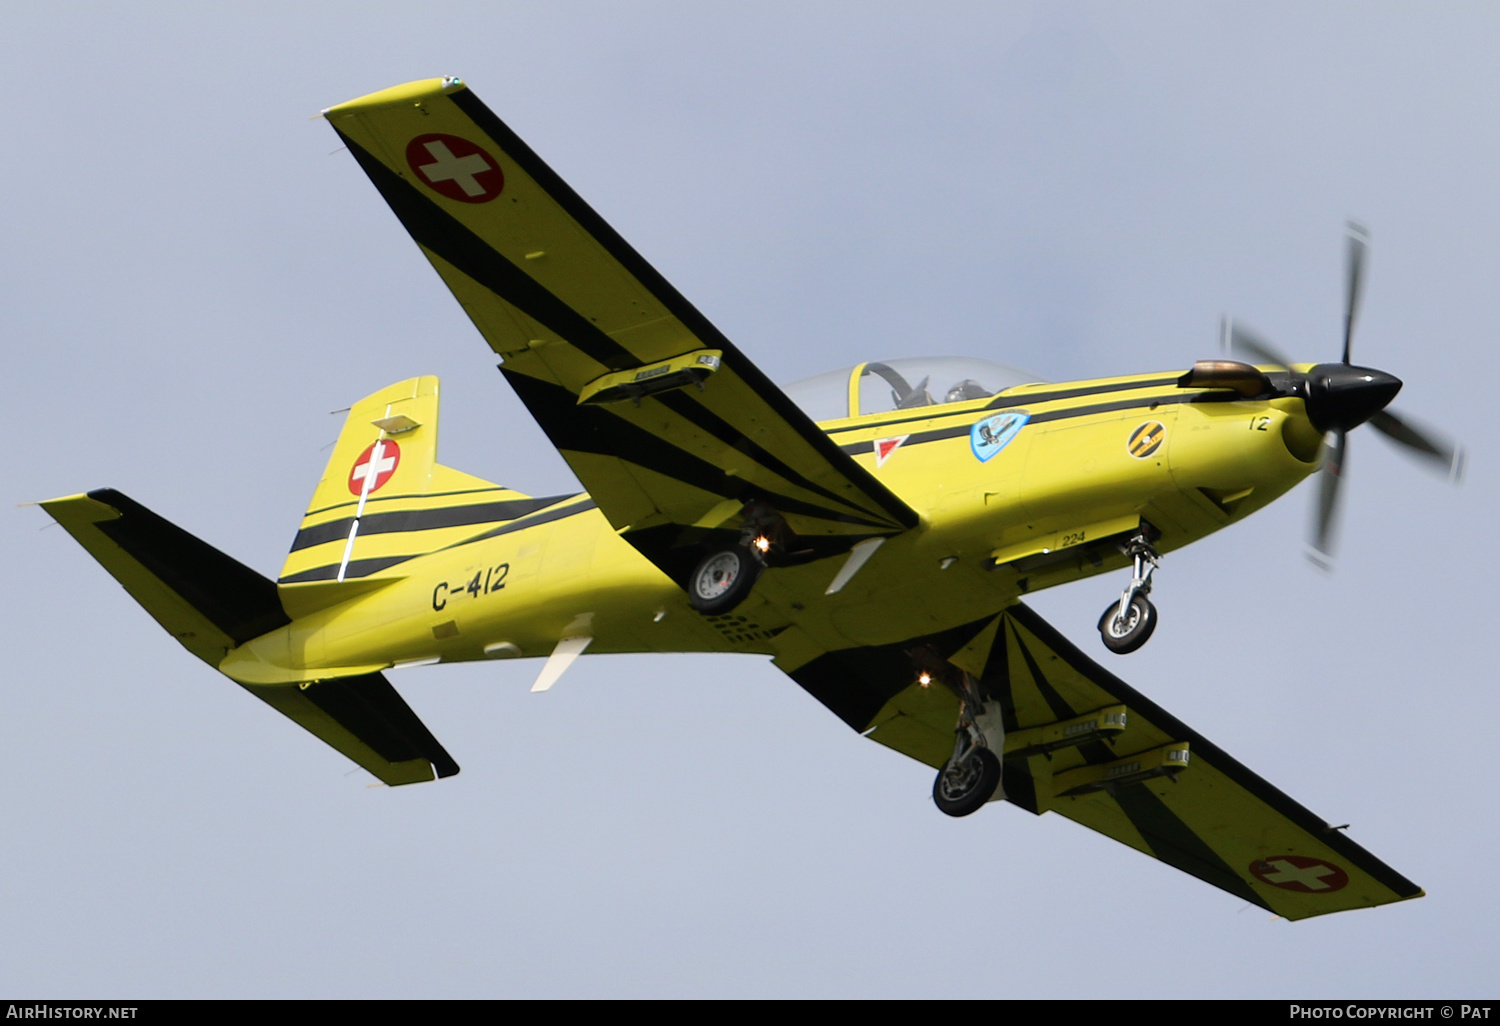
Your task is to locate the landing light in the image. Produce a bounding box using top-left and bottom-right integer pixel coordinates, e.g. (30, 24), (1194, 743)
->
(753, 535), (771, 553)
(918, 672), (932, 688)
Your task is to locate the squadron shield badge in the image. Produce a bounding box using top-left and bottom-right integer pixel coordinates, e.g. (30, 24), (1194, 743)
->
(971, 411), (1029, 462)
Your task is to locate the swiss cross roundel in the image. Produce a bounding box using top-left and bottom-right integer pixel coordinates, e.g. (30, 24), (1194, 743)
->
(406, 133), (505, 203)
(348, 440), (401, 496)
(1249, 856), (1349, 893)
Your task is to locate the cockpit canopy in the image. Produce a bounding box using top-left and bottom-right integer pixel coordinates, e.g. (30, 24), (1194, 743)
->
(783, 356), (1045, 423)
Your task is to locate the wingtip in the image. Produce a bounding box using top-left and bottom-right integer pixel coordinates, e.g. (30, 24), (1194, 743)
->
(322, 76), (467, 118)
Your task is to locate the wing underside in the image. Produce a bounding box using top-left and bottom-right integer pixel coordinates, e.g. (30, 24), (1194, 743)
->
(323, 79), (916, 580)
(777, 603), (1421, 920)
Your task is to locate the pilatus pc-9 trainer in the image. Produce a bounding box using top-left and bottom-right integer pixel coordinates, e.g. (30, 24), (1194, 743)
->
(44, 78), (1463, 920)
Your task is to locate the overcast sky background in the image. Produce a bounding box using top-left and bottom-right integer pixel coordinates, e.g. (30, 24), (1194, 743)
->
(4, 2), (1494, 999)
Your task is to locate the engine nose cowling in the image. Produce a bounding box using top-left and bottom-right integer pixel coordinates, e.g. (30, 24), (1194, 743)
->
(1303, 363), (1402, 433)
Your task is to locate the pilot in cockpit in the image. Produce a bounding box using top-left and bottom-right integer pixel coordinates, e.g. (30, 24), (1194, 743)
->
(944, 379), (992, 403)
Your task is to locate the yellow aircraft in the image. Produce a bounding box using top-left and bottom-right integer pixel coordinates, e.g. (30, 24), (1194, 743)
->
(41, 78), (1463, 921)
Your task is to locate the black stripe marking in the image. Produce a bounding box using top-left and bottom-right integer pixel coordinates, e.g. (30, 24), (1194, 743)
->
(605, 522), (737, 581)
(334, 130), (635, 372)
(838, 391), (1243, 455)
(305, 485), (526, 518)
(302, 673), (459, 776)
(719, 346), (921, 530)
(1009, 619), (1079, 724)
(1008, 618), (1122, 768)
(282, 498), (608, 582)
(505, 370), (896, 530)
(1110, 782), (1267, 908)
(278, 554), (414, 585)
(785, 615), (998, 732)
(448, 87), (740, 364)
(985, 618), (1023, 734)
(654, 390), (890, 523)
(343, 88), (917, 533)
(445, 497), (599, 547)
(1004, 603), (1422, 899)
(248, 671), (459, 779)
(88, 489), (289, 644)
(975, 617), (1043, 815)
(985, 376), (1182, 411)
(291, 495), (572, 552)
(445, 87), (918, 531)
(820, 376), (1183, 436)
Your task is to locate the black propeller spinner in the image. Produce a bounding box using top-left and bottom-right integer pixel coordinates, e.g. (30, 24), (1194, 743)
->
(1222, 221), (1463, 569)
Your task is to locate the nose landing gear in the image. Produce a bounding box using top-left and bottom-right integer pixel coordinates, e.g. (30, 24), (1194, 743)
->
(1098, 527), (1160, 655)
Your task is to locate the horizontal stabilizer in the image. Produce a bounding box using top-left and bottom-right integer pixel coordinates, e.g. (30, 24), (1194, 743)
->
(41, 489), (289, 666)
(243, 673), (459, 786)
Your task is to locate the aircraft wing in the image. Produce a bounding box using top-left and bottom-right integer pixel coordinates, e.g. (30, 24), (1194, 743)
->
(323, 79), (917, 579)
(777, 603), (1422, 920)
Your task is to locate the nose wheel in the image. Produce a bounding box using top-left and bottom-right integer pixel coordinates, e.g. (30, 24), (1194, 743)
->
(1098, 593), (1157, 654)
(1098, 527), (1160, 655)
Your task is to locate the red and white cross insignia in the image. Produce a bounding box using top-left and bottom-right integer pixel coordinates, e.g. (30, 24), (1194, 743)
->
(874, 435), (908, 468)
(1249, 855), (1349, 893)
(405, 134), (505, 203)
(347, 440), (401, 496)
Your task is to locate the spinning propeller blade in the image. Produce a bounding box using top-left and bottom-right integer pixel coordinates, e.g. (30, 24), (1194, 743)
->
(1221, 221), (1462, 569)
(1309, 427), (1346, 571)
(1368, 410), (1465, 481)
(1221, 315), (1290, 369)
(1343, 221), (1370, 366)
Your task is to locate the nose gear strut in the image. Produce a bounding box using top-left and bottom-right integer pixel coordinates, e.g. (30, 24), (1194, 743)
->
(1098, 524), (1160, 655)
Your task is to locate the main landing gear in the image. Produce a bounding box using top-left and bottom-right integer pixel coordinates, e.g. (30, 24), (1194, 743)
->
(686, 501), (808, 615)
(1098, 527), (1161, 655)
(929, 666), (1004, 817)
(687, 544), (762, 614)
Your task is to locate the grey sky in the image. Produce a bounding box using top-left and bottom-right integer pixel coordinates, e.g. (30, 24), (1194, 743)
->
(4, 2), (1494, 998)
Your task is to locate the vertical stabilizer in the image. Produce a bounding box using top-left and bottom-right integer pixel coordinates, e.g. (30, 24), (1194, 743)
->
(278, 376), (564, 616)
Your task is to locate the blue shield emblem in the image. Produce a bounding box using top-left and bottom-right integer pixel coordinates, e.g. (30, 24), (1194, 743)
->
(971, 411), (1029, 462)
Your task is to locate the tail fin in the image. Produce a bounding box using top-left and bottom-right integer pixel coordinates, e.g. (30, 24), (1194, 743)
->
(41, 488), (458, 785)
(278, 376), (563, 616)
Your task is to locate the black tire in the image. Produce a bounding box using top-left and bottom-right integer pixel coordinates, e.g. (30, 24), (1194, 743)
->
(932, 747), (1002, 817)
(1098, 594), (1157, 654)
(687, 546), (761, 614)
